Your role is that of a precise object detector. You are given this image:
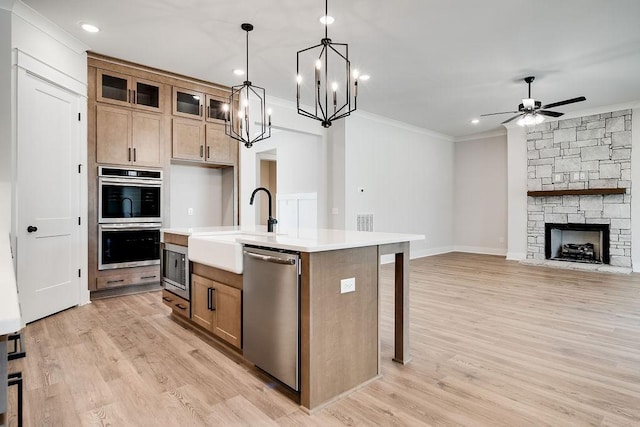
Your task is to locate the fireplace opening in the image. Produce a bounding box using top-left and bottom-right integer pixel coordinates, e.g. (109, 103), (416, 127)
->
(544, 223), (610, 264)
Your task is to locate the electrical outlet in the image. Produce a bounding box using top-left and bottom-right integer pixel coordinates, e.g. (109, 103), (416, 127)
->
(187, 208), (194, 216)
(340, 277), (355, 294)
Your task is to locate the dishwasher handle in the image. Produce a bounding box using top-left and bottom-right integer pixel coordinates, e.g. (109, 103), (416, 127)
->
(244, 251), (296, 265)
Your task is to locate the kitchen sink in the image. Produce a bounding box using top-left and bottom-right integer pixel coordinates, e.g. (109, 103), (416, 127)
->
(188, 233), (265, 274)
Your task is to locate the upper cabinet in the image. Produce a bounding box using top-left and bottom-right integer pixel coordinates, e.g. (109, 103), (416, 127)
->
(171, 86), (237, 166)
(96, 105), (162, 167)
(97, 69), (164, 113)
(173, 87), (203, 119)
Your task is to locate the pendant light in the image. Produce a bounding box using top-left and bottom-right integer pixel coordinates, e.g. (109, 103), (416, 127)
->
(296, 0), (359, 128)
(224, 23), (271, 148)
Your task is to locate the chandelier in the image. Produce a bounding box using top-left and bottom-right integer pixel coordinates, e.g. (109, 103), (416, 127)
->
(296, 0), (358, 128)
(224, 23), (271, 148)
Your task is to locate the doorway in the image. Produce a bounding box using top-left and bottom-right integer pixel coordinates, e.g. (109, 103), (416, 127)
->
(257, 152), (277, 226)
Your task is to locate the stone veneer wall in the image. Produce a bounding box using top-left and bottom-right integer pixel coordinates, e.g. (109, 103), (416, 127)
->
(526, 109), (632, 267)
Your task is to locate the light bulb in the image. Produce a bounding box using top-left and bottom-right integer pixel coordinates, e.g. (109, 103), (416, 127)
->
(352, 69), (360, 80)
(331, 82), (338, 92)
(296, 75), (303, 84)
(242, 99), (249, 108)
(320, 15), (334, 25)
(81, 23), (99, 33)
(315, 60), (322, 70)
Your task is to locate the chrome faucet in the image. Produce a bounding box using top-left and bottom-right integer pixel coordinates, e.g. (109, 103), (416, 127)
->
(250, 187), (278, 232)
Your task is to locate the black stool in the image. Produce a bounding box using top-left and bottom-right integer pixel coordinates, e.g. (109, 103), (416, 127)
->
(7, 333), (25, 427)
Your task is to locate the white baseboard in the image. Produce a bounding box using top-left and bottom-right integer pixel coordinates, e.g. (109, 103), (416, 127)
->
(380, 246), (455, 264)
(506, 251), (527, 261)
(453, 246), (507, 256)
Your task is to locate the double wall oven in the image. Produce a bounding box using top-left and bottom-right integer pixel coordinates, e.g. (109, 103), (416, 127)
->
(98, 167), (162, 270)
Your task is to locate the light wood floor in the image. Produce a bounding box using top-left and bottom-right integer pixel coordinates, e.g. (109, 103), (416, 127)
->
(6, 252), (640, 426)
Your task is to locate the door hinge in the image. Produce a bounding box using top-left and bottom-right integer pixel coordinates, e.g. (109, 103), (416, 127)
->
(78, 269), (81, 278)
(78, 164), (82, 173)
(78, 112), (81, 121)
(78, 217), (81, 225)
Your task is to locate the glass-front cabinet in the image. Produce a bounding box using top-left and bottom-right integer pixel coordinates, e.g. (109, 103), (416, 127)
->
(205, 94), (228, 122)
(173, 87), (203, 119)
(97, 69), (163, 112)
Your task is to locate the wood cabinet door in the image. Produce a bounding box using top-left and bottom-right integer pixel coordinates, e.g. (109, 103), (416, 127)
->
(172, 118), (205, 161)
(173, 87), (203, 119)
(132, 77), (163, 112)
(212, 280), (242, 348)
(96, 104), (131, 165)
(205, 123), (232, 164)
(96, 69), (132, 108)
(132, 112), (162, 167)
(191, 274), (214, 331)
(205, 93), (229, 123)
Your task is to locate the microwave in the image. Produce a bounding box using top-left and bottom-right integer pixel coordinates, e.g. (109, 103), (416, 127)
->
(161, 243), (190, 301)
(98, 167), (162, 223)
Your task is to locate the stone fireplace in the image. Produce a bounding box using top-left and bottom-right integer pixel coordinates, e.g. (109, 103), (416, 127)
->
(526, 109), (632, 269)
(545, 223), (609, 264)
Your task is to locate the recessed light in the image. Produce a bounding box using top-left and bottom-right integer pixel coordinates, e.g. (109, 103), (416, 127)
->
(359, 74), (370, 81)
(320, 15), (334, 25)
(80, 23), (99, 33)
(471, 119), (479, 124)
(233, 69), (245, 76)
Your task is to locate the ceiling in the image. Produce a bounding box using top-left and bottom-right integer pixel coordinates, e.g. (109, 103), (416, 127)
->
(21, 0), (640, 138)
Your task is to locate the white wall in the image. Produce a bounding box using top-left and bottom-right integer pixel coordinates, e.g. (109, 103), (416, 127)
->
(0, 0), (89, 303)
(506, 125), (528, 260)
(169, 164), (223, 228)
(343, 112), (455, 258)
(239, 98), (326, 229)
(630, 107), (640, 270)
(454, 132), (508, 255)
(0, 9), (12, 233)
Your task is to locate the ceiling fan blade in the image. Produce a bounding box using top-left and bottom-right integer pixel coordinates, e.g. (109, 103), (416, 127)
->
(541, 96), (586, 109)
(480, 111), (519, 117)
(501, 114), (523, 124)
(538, 110), (564, 118)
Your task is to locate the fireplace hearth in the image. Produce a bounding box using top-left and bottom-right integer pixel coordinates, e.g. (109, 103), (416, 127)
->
(545, 223), (610, 264)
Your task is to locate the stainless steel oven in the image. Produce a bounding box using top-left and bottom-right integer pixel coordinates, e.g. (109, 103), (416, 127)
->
(98, 167), (162, 224)
(98, 223), (161, 270)
(161, 243), (190, 300)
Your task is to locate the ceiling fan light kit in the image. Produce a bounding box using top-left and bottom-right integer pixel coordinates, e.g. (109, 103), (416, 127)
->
(481, 76), (586, 128)
(296, 0), (359, 128)
(224, 23), (271, 148)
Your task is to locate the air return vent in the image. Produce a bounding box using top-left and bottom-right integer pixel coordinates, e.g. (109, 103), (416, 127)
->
(356, 213), (374, 232)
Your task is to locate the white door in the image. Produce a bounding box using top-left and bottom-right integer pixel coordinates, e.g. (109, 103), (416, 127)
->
(17, 69), (82, 324)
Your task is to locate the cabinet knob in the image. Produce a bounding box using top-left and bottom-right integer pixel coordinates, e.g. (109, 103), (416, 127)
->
(27, 225), (38, 233)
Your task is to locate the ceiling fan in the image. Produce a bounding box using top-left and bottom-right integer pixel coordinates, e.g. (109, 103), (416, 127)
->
(481, 76), (586, 126)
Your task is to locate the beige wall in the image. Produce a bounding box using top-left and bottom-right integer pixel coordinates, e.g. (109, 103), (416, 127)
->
(454, 133), (508, 255)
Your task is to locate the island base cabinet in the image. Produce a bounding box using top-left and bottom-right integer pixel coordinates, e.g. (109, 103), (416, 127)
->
(300, 246), (379, 411)
(191, 274), (241, 348)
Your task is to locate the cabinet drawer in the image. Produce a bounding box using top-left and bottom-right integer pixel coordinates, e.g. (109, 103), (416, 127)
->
(162, 290), (190, 318)
(96, 269), (160, 290)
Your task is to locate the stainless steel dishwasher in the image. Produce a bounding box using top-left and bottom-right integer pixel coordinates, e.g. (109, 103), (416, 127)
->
(243, 246), (300, 391)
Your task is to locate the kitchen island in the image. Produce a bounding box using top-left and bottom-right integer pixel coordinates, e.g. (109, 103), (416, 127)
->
(161, 226), (423, 412)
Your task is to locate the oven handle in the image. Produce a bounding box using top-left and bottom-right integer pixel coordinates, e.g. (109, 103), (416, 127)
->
(100, 223), (162, 230)
(99, 177), (162, 186)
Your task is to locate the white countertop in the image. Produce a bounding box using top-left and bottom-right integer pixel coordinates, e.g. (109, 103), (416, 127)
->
(163, 226), (424, 252)
(0, 234), (21, 335)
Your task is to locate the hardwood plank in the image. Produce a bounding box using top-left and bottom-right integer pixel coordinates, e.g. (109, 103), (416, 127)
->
(7, 253), (640, 426)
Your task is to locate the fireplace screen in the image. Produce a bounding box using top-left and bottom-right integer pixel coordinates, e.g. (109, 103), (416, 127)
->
(545, 223), (610, 264)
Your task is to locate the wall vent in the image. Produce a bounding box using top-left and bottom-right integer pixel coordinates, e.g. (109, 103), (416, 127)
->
(356, 213), (374, 232)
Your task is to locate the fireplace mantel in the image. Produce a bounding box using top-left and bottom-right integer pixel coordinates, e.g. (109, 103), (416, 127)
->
(527, 188), (626, 197)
